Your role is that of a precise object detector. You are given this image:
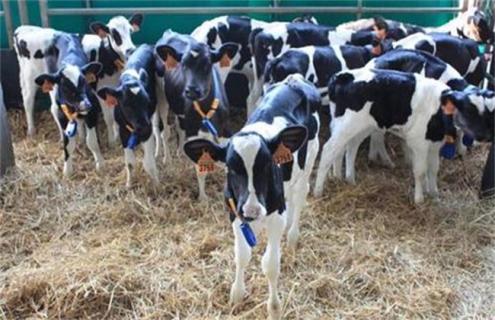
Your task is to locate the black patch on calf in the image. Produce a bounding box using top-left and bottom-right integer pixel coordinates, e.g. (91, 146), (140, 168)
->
(111, 29), (123, 46)
(34, 49), (44, 59)
(16, 39), (30, 58)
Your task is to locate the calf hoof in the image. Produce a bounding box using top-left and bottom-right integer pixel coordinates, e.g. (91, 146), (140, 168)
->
(414, 194), (424, 205)
(198, 192), (209, 202)
(267, 297), (282, 320)
(27, 127), (36, 138)
(63, 164), (73, 177)
(313, 185), (324, 198)
(95, 161), (104, 172)
(287, 228), (299, 252)
(230, 282), (246, 305)
(345, 175), (356, 185)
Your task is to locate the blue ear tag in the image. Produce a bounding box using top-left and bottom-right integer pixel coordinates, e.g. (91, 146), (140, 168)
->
(202, 118), (218, 137)
(64, 120), (77, 138)
(127, 133), (138, 150)
(462, 134), (474, 147)
(478, 45), (485, 54)
(240, 222), (257, 247)
(441, 142), (456, 159)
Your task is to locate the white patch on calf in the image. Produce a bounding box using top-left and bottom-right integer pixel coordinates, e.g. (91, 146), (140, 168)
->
(438, 63), (463, 84)
(241, 116), (288, 140)
(469, 94), (487, 114)
(62, 64), (82, 87)
(232, 135), (266, 218)
(464, 56), (480, 77)
(190, 50), (199, 58)
(129, 86), (140, 95)
(123, 68), (139, 79)
(328, 29), (353, 45)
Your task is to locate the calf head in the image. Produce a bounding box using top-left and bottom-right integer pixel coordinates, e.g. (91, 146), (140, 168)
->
(156, 40), (238, 101)
(90, 14), (143, 60)
(441, 87), (495, 142)
(35, 62), (102, 113)
(97, 69), (152, 139)
(184, 126), (307, 220)
(463, 8), (493, 44)
(250, 29), (285, 80)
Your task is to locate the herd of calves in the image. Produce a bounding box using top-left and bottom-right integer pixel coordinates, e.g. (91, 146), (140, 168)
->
(12, 9), (494, 319)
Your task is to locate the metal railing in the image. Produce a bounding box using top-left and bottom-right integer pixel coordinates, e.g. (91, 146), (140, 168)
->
(37, 0), (464, 28)
(0, 0), (465, 48)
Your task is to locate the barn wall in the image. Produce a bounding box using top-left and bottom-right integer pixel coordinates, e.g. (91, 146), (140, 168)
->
(0, 0), (459, 49)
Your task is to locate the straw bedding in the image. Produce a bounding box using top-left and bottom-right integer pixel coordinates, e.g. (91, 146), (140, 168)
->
(1, 110), (494, 319)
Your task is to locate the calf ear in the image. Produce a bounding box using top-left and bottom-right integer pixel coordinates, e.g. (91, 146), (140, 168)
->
(183, 138), (227, 164)
(268, 125), (308, 162)
(129, 14), (143, 32)
(97, 87), (121, 108)
(82, 62), (103, 84)
(211, 42), (239, 67)
(155, 45), (180, 70)
(90, 22), (110, 38)
(34, 73), (60, 93)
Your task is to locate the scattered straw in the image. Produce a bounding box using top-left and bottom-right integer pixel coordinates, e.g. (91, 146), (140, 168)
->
(1, 109), (494, 319)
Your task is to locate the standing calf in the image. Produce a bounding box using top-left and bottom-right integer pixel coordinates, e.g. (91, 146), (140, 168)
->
(97, 44), (160, 187)
(313, 69), (455, 203)
(34, 32), (103, 176)
(183, 74), (320, 319)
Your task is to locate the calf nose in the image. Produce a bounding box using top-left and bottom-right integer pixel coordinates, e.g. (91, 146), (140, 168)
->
(242, 205), (261, 220)
(185, 86), (200, 100)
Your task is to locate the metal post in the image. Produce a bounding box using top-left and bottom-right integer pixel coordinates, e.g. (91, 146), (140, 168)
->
(39, 0), (49, 28)
(0, 87), (15, 178)
(1, 0), (14, 48)
(357, 0), (363, 20)
(17, 0), (29, 25)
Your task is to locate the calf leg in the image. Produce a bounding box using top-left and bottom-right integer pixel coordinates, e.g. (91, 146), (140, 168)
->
(314, 114), (372, 197)
(85, 123), (104, 171)
(151, 111), (162, 159)
(345, 130), (372, 184)
(408, 140), (429, 204)
(456, 129), (467, 157)
(262, 212), (285, 320)
(100, 100), (118, 147)
(142, 134), (159, 185)
(20, 72), (38, 137)
(426, 142), (442, 196)
(230, 219), (253, 305)
(49, 90), (64, 142)
(196, 171), (208, 201)
(368, 131), (394, 168)
(124, 148), (137, 188)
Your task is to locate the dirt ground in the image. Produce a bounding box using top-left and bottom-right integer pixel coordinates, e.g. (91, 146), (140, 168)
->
(1, 110), (494, 319)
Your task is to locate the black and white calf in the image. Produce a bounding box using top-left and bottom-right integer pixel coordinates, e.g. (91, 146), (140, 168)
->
(248, 21), (381, 113)
(97, 44), (160, 187)
(263, 41), (385, 105)
(313, 69), (454, 204)
(155, 30), (238, 200)
(83, 14), (143, 145)
(328, 49), (470, 184)
(394, 32), (487, 86)
(337, 7), (493, 44)
(13, 14), (142, 139)
(183, 74), (320, 319)
(33, 32), (103, 176)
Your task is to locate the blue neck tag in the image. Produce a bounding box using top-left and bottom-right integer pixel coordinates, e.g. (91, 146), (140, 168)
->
(127, 133), (138, 149)
(202, 118), (218, 137)
(64, 120), (78, 138)
(440, 142), (456, 159)
(240, 222), (257, 247)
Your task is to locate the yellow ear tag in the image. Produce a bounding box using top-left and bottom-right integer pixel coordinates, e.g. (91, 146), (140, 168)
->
(197, 150), (216, 175)
(85, 73), (97, 84)
(219, 53), (231, 68)
(41, 80), (54, 93)
(165, 54), (178, 70)
(273, 143), (293, 165)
